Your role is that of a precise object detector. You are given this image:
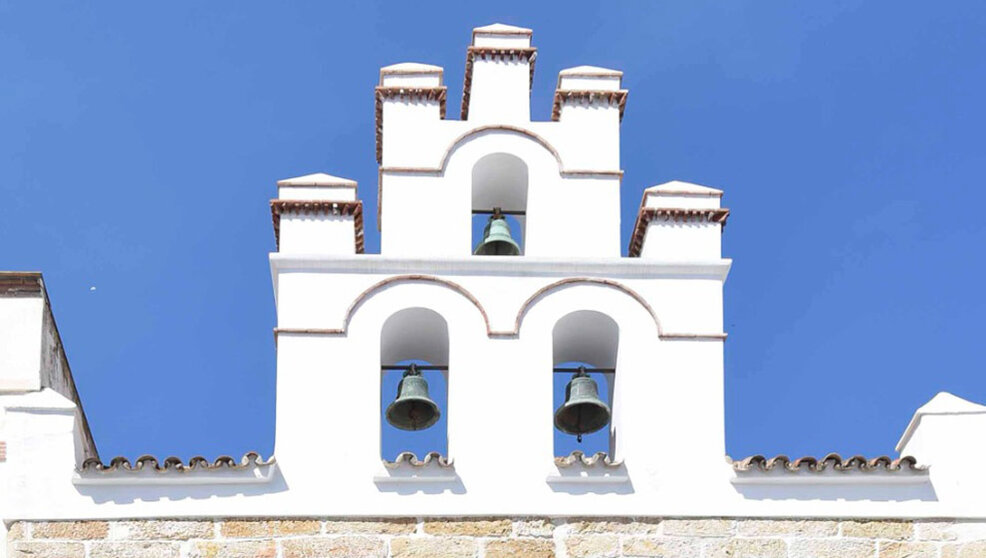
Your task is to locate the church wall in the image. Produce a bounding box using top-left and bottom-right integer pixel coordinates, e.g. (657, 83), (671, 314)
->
(9, 517), (986, 558)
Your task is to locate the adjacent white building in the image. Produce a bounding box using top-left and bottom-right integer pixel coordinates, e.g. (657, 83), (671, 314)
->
(3, 23), (986, 558)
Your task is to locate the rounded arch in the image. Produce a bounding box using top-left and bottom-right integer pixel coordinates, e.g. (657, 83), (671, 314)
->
(380, 307), (449, 365)
(344, 275), (492, 335)
(553, 310), (619, 369)
(439, 125), (564, 174)
(511, 277), (663, 337)
(471, 152), (528, 212)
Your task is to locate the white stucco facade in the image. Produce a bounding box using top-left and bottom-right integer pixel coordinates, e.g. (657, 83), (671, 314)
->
(4, 24), (986, 552)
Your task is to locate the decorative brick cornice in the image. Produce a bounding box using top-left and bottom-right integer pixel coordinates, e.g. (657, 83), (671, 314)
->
(461, 47), (537, 120)
(81, 452), (274, 473)
(374, 86), (447, 164)
(270, 200), (365, 253)
(733, 454), (925, 473)
(551, 89), (629, 121)
(0, 272), (43, 297)
(628, 207), (730, 257)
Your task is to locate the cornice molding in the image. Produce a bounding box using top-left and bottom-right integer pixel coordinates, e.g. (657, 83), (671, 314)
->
(551, 89), (629, 122)
(270, 200), (365, 253)
(375, 86), (448, 164)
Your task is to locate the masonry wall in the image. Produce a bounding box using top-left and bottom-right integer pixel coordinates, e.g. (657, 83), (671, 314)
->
(8, 518), (986, 558)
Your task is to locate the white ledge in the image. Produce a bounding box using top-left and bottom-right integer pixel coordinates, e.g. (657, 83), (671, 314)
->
(270, 254), (732, 281)
(546, 474), (630, 485)
(72, 464), (277, 486)
(731, 473), (930, 486)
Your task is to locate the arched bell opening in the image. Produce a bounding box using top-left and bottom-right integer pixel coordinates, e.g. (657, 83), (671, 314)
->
(380, 307), (449, 461)
(552, 310), (618, 458)
(471, 153), (528, 256)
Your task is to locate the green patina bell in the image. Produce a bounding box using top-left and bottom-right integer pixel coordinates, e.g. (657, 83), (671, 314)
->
(474, 210), (521, 256)
(385, 364), (441, 431)
(554, 367), (611, 441)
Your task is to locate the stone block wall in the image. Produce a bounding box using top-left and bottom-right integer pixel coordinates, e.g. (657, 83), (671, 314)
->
(7, 518), (986, 558)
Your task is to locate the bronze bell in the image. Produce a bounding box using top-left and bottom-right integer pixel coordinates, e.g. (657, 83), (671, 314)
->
(474, 208), (521, 256)
(385, 364), (441, 431)
(554, 366), (611, 441)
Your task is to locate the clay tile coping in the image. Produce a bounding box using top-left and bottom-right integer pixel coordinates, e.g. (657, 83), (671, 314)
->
(383, 451), (454, 469)
(81, 451), (274, 473)
(732, 453), (925, 473)
(555, 450), (623, 468)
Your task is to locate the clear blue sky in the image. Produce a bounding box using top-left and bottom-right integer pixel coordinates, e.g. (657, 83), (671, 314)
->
(3, 1), (985, 461)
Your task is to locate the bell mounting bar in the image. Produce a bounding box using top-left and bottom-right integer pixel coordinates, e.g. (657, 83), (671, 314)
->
(471, 209), (526, 216)
(381, 365), (449, 371)
(554, 367), (615, 374)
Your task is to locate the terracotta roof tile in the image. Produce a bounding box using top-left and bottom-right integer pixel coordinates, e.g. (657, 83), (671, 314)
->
(555, 450), (623, 468)
(383, 451), (453, 469)
(80, 451), (274, 473)
(732, 453), (924, 473)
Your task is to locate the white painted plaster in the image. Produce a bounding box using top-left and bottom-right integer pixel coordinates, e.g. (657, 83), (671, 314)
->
(3, 22), (986, 527)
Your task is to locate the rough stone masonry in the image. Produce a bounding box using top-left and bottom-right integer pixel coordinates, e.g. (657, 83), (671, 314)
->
(7, 518), (986, 558)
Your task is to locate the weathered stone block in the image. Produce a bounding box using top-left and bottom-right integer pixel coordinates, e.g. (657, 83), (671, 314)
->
(90, 542), (180, 558)
(841, 520), (913, 540)
(567, 519), (661, 535)
(942, 541), (986, 558)
(705, 538), (787, 558)
(789, 539), (876, 558)
(190, 540), (276, 558)
(622, 537), (702, 558)
(32, 521), (109, 540)
(10, 542), (86, 558)
(661, 519), (733, 537)
(736, 519), (839, 537)
(878, 541), (938, 557)
(513, 519), (555, 537)
(282, 536), (385, 558)
(221, 520), (319, 538)
(485, 538), (554, 558)
(566, 534), (620, 558)
(915, 521), (957, 541)
(323, 519), (416, 535)
(422, 519), (511, 537)
(7, 522), (26, 541)
(390, 537), (478, 558)
(121, 521), (214, 541)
